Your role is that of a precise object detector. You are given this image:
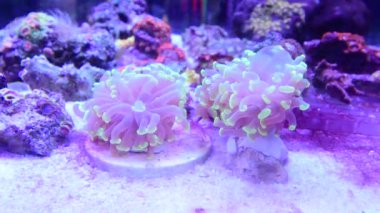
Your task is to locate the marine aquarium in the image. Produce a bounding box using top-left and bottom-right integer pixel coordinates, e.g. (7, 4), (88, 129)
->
(0, 0), (380, 212)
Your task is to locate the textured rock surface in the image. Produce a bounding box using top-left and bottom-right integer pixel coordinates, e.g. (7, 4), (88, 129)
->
(0, 89), (73, 156)
(232, 0), (316, 41)
(132, 15), (171, 56)
(0, 12), (115, 82)
(0, 73), (7, 89)
(88, 0), (147, 39)
(232, 0), (369, 41)
(20, 55), (106, 101)
(182, 25), (229, 59)
(182, 25), (256, 72)
(304, 32), (380, 74)
(312, 60), (369, 104)
(305, 32), (380, 103)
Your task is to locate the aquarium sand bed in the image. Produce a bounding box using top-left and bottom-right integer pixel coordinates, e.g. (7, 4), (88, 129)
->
(0, 130), (379, 213)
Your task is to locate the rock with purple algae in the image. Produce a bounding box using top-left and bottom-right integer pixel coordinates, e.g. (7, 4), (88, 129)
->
(0, 12), (116, 82)
(312, 60), (380, 104)
(20, 55), (105, 101)
(0, 89), (73, 156)
(232, 0), (369, 41)
(182, 25), (257, 72)
(88, 0), (147, 39)
(0, 12), (78, 82)
(0, 73), (7, 89)
(182, 25), (229, 59)
(67, 26), (116, 70)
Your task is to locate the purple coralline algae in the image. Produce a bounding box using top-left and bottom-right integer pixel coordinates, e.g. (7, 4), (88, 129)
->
(0, 12), (115, 82)
(20, 55), (106, 101)
(115, 16), (185, 70)
(88, 0), (147, 39)
(182, 25), (256, 72)
(312, 60), (380, 104)
(182, 25), (229, 59)
(182, 26), (304, 77)
(232, 0), (369, 41)
(304, 32), (380, 103)
(0, 89), (73, 156)
(66, 25), (116, 70)
(232, 0), (310, 41)
(304, 32), (380, 74)
(0, 73), (7, 89)
(0, 12), (70, 81)
(132, 15), (171, 56)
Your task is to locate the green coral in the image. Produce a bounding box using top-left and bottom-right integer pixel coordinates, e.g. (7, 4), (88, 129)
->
(17, 12), (57, 43)
(245, 0), (305, 39)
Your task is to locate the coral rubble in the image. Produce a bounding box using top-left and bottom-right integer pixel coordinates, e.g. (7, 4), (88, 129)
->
(0, 89), (73, 156)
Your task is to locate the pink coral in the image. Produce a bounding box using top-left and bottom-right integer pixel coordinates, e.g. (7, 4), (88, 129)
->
(79, 64), (188, 152)
(195, 45), (310, 139)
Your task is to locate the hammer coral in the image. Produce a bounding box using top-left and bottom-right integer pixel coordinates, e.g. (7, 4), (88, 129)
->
(195, 45), (310, 139)
(79, 64), (188, 152)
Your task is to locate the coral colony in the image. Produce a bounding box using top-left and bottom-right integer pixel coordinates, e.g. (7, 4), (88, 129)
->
(78, 64), (189, 153)
(195, 45), (310, 140)
(0, 0), (379, 188)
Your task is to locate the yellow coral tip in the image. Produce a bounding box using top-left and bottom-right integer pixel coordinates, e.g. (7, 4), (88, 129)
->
(289, 124), (296, 131)
(299, 103), (310, 111)
(258, 108), (271, 120)
(110, 138), (122, 144)
(279, 86), (295, 93)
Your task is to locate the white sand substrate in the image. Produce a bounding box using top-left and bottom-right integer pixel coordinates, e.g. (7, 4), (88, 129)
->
(1, 127), (380, 213)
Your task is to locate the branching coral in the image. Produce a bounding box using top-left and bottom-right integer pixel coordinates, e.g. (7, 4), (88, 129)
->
(79, 64), (189, 152)
(195, 45), (310, 139)
(245, 0), (305, 40)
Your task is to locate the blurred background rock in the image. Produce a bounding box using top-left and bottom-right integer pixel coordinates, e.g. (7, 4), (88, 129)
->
(0, 0), (378, 43)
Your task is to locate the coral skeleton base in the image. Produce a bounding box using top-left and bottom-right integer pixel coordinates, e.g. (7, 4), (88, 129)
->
(83, 125), (212, 177)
